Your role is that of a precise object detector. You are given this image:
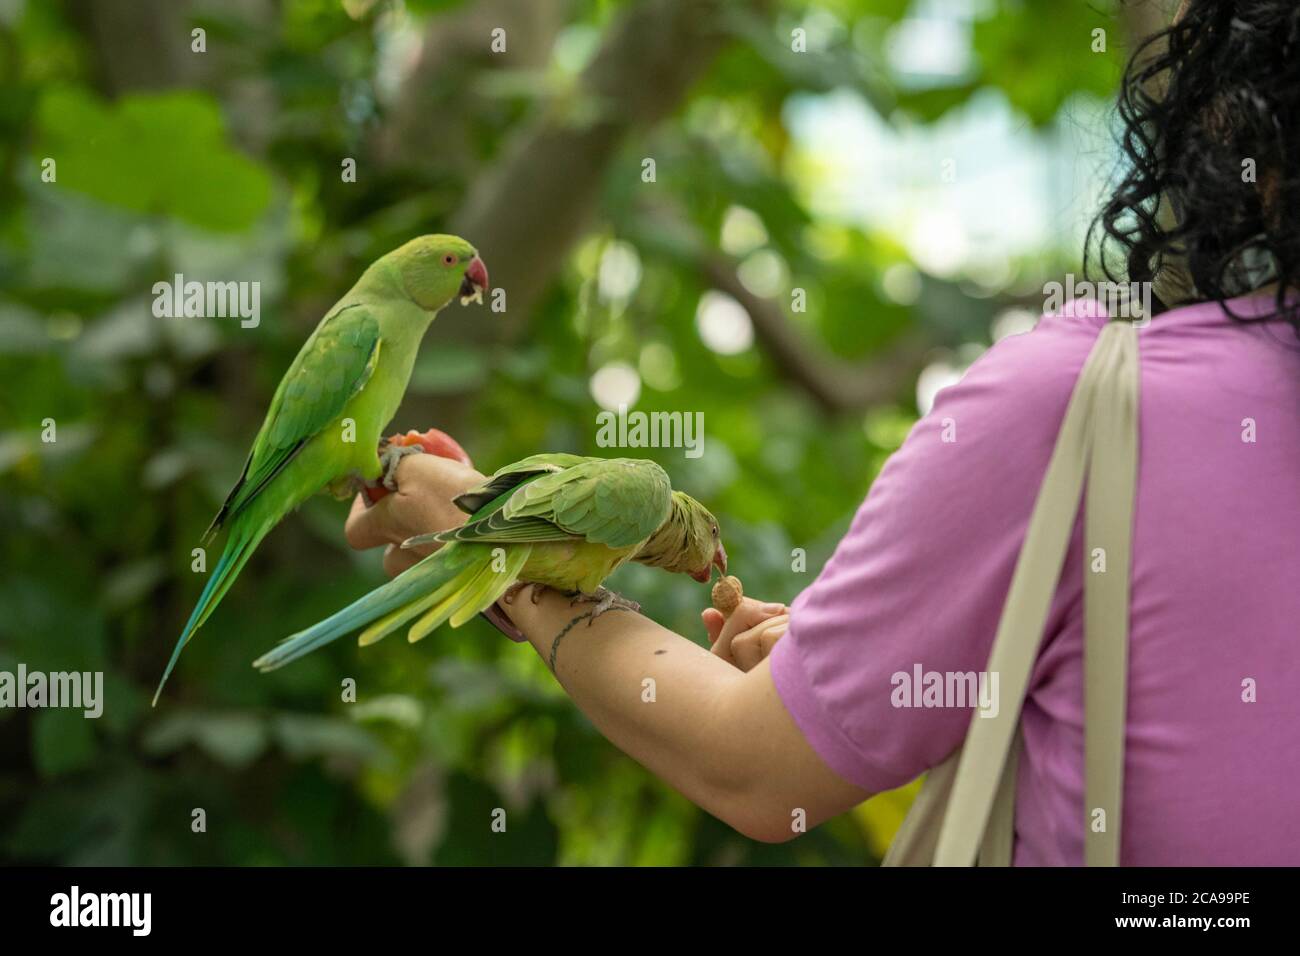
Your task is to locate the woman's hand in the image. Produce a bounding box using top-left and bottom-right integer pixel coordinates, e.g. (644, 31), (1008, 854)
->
(702, 597), (789, 672)
(344, 454), (486, 576)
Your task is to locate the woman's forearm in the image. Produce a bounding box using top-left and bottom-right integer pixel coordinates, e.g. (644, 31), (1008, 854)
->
(500, 586), (866, 841)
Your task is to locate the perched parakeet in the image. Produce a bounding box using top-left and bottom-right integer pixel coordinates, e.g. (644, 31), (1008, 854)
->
(252, 453), (727, 671)
(155, 235), (490, 704)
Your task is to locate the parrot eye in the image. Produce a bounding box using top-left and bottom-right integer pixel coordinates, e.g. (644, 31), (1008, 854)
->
(442, 253), (457, 266)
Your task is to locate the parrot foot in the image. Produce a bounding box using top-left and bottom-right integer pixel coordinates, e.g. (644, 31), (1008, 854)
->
(377, 440), (424, 491)
(330, 471), (366, 503)
(569, 587), (640, 622)
(342, 470), (382, 509)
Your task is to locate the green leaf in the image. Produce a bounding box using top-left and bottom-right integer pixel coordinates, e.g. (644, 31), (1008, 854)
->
(34, 87), (272, 232)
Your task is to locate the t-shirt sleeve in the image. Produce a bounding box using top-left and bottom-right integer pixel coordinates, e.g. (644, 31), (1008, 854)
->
(769, 308), (1104, 794)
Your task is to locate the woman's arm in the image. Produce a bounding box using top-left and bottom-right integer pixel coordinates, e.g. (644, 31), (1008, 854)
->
(498, 587), (869, 843)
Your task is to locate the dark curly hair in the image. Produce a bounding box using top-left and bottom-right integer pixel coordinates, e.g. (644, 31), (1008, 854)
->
(1087, 0), (1300, 331)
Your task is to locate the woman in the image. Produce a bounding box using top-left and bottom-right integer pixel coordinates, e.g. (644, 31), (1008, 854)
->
(344, 1), (1300, 864)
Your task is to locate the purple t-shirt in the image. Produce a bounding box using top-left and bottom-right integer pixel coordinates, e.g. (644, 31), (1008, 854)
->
(770, 294), (1300, 865)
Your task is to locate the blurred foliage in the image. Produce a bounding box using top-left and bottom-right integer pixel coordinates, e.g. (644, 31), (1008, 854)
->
(0, 0), (1122, 865)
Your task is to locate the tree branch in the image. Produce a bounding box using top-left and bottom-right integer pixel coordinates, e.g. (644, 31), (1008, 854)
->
(438, 0), (766, 346)
(626, 200), (935, 415)
(698, 253), (933, 414)
(376, 0), (569, 174)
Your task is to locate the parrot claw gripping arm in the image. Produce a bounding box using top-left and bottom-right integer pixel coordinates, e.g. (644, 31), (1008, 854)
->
(567, 586), (641, 621)
(377, 440), (424, 491)
(501, 581), (549, 606)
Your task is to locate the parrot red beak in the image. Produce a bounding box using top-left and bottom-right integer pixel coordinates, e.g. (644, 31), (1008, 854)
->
(690, 543), (728, 582)
(459, 255), (489, 305)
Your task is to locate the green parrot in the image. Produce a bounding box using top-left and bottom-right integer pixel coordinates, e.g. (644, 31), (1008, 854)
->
(252, 453), (728, 671)
(154, 234), (490, 704)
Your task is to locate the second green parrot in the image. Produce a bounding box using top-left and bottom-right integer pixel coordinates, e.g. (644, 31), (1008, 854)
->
(252, 453), (728, 671)
(155, 234), (489, 704)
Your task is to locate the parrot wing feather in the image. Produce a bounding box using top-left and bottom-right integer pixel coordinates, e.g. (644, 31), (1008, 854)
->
(514, 458), (672, 548)
(206, 304), (381, 536)
(439, 457), (672, 550)
(452, 452), (595, 515)
(439, 513), (575, 545)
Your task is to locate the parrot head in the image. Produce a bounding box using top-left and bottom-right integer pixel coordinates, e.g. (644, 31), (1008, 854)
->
(390, 234), (490, 311)
(636, 491), (727, 583)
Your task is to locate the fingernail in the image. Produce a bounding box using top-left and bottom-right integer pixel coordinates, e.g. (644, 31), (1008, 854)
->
(761, 603), (785, 613)
(770, 624), (788, 638)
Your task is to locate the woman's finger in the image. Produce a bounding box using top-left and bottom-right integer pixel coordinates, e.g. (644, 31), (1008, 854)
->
(730, 632), (760, 672)
(758, 619), (789, 659)
(710, 600), (786, 663)
(732, 617), (789, 672)
(701, 608), (726, 645)
(345, 494), (395, 550)
(726, 597), (788, 633)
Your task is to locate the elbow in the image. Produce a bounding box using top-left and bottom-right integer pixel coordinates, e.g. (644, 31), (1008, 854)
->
(699, 777), (805, 844)
(732, 811), (802, 844)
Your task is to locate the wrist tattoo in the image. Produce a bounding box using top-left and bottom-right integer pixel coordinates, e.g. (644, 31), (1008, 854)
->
(546, 606), (634, 674)
(548, 612), (594, 673)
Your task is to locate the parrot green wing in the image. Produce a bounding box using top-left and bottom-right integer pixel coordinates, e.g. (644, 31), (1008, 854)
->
(206, 304), (381, 536)
(439, 457), (672, 550)
(452, 452), (595, 516)
(538, 458), (673, 549)
(492, 452), (594, 474)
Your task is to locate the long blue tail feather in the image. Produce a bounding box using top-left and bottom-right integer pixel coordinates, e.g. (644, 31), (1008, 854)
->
(252, 545), (476, 672)
(153, 522), (266, 706)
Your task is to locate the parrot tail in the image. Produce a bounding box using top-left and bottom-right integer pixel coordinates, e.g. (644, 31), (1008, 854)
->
(252, 543), (531, 673)
(153, 518), (274, 706)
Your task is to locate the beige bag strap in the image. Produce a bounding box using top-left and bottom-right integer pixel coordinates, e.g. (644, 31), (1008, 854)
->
(882, 749), (958, 866)
(884, 321), (1138, 867)
(1083, 322), (1138, 866)
(881, 731), (1021, 867)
